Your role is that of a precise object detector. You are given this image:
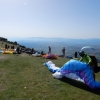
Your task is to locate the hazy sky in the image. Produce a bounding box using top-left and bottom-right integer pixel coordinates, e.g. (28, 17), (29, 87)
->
(0, 0), (100, 39)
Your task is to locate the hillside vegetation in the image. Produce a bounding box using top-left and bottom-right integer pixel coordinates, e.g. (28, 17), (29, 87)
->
(0, 38), (100, 100)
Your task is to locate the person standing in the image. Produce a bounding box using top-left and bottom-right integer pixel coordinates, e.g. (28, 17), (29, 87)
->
(62, 47), (65, 57)
(30, 48), (35, 55)
(5, 44), (8, 50)
(48, 46), (51, 54)
(74, 52), (77, 58)
(73, 51), (79, 60)
(16, 45), (21, 54)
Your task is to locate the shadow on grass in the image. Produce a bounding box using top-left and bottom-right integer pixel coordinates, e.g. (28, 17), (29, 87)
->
(59, 77), (100, 95)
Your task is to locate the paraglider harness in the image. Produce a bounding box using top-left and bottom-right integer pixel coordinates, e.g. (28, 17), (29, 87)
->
(88, 55), (100, 73)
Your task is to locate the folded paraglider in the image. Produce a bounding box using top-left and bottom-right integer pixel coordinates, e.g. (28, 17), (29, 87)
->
(43, 59), (100, 89)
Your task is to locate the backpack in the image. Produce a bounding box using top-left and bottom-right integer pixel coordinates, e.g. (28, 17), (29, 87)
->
(89, 55), (100, 73)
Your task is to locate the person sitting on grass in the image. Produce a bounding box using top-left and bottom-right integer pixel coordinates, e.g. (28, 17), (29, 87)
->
(79, 51), (95, 80)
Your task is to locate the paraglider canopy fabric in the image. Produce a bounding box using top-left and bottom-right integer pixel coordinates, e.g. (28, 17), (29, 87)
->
(81, 46), (95, 51)
(42, 54), (57, 59)
(44, 59), (100, 89)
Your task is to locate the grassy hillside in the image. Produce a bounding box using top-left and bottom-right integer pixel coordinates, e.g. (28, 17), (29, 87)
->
(0, 53), (100, 100)
(0, 39), (100, 100)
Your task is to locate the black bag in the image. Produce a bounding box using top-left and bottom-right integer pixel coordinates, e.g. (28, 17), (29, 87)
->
(89, 55), (100, 73)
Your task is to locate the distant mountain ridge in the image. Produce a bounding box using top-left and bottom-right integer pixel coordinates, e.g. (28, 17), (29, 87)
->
(8, 37), (100, 44)
(8, 37), (100, 52)
(9, 37), (100, 54)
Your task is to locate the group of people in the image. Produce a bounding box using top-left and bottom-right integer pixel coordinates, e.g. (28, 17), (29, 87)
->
(5, 44), (15, 50)
(15, 44), (100, 80)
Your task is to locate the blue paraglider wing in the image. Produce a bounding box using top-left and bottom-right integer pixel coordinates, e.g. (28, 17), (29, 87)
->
(44, 60), (100, 89)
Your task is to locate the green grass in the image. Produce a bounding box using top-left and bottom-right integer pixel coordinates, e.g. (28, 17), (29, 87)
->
(0, 53), (100, 100)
